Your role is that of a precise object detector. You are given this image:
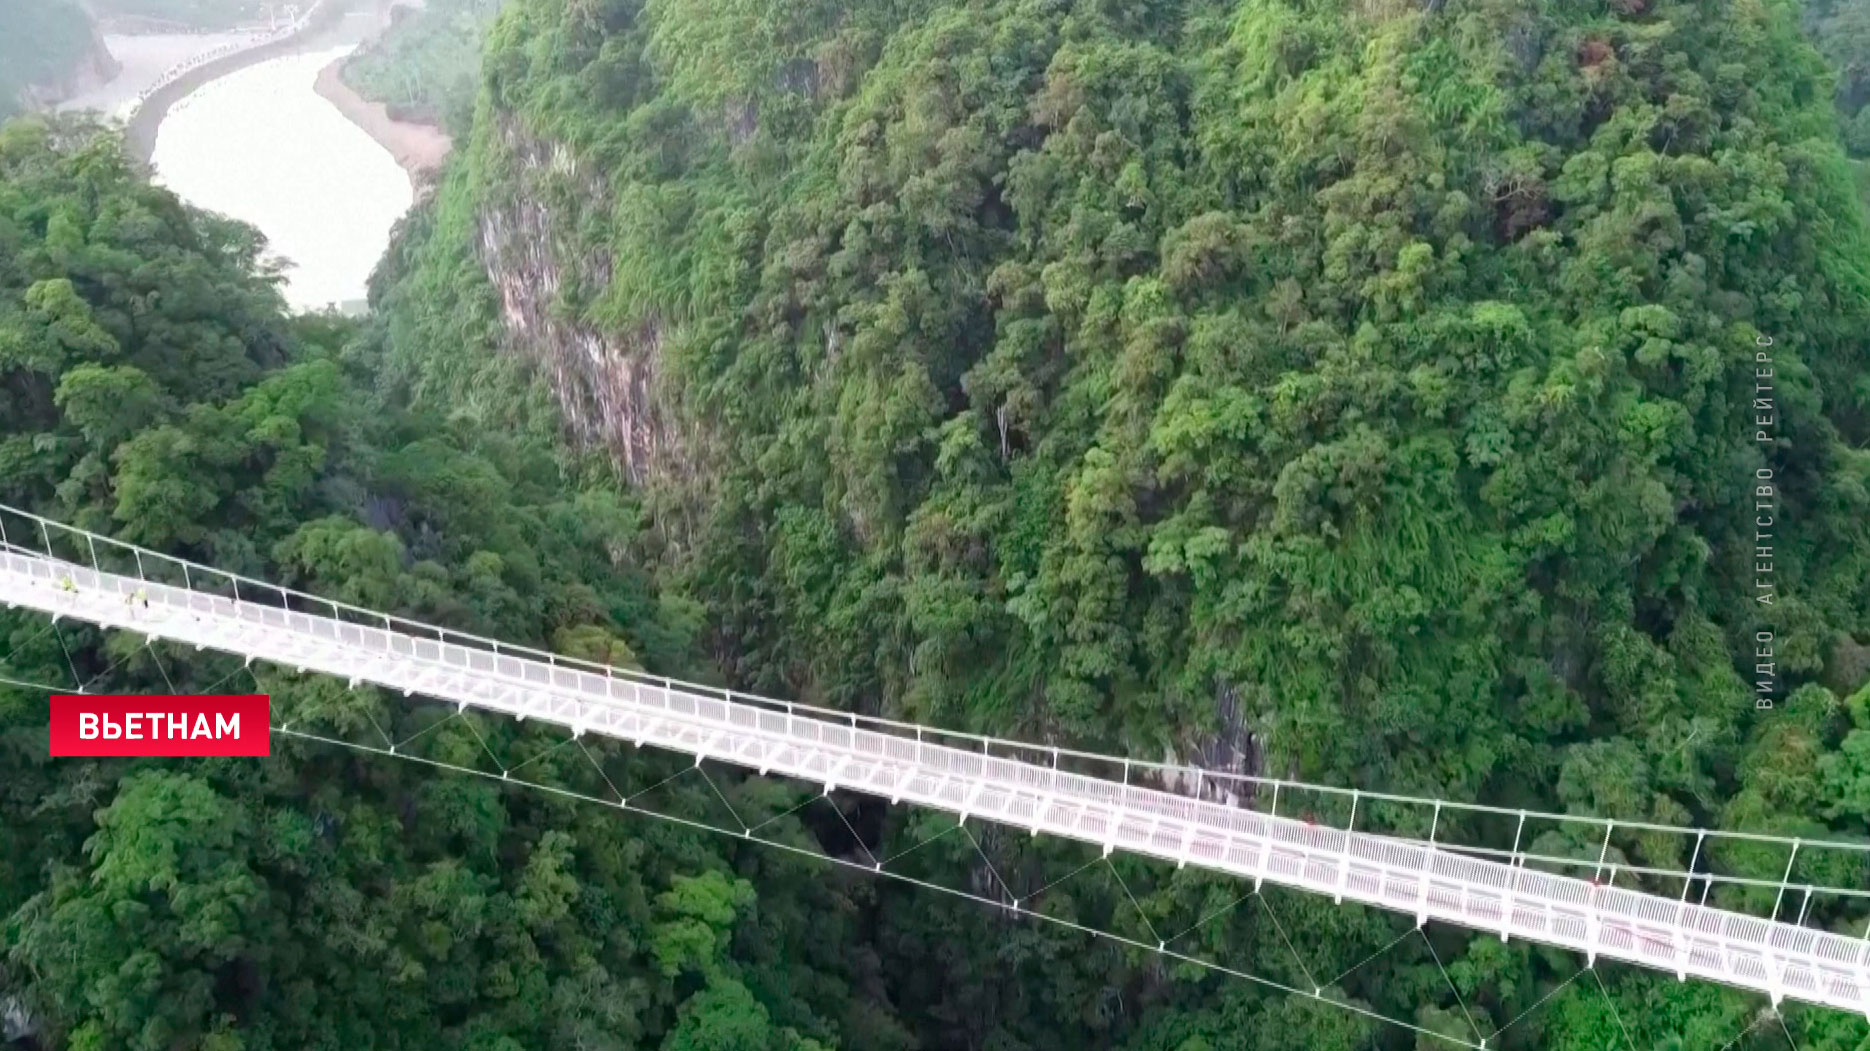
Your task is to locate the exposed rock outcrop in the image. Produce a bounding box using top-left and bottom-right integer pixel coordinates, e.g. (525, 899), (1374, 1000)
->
(15, 11), (120, 111)
(1156, 682), (1262, 807)
(474, 119), (690, 493)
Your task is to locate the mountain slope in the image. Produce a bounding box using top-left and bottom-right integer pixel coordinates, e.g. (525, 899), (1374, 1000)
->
(0, 0), (118, 120)
(0, 115), (884, 1051)
(362, 0), (1870, 1044)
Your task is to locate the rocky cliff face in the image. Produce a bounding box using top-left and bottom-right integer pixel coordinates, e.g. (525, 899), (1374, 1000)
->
(17, 13), (119, 108)
(32, 15), (118, 104)
(473, 119), (690, 495)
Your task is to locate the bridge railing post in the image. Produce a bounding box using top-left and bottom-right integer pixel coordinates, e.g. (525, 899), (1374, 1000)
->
(1415, 800), (1440, 927)
(1674, 829), (1706, 979)
(20, 503), (1870, 1015)
(1334, 790), (1358, 904)
(1501, 809), (1525, 942)
(1772, 840), (1802, 925)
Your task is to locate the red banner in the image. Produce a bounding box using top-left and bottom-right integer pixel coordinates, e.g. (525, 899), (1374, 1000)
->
(49, 694), (271, 757)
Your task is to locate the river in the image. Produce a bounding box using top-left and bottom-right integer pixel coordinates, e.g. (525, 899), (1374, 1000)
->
(148, 44), (413, 312)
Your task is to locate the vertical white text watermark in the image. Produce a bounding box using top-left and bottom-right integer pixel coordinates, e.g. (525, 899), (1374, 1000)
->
(1751, 335), (1777, 708)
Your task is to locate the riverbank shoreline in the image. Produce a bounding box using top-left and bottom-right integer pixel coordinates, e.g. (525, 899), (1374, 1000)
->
(124, 0), (364, 163)
(313, 57), (452, 188)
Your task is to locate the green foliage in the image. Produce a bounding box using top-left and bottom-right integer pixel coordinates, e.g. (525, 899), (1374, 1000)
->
(1805, 0), (1870, 154)
(422, 0), (1870, 780)
(374, 0), (1870, 1045)
(342, 0), (506, 136)
(8, 0), (1870, 1044)
(0, 119), (881, 1051)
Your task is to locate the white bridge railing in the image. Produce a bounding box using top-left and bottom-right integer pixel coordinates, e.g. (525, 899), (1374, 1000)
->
(2, 505), (1869, 1016)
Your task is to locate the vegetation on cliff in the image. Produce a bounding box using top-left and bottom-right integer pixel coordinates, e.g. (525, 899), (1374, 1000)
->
(368, 0), (1870, 1045)
(0, 0), (107, 121)
(341, 0), (504, 136)
(1803, 0), (1870, 171)
(0, 116), (877, 1051)
(6, 0), (1870, 1046)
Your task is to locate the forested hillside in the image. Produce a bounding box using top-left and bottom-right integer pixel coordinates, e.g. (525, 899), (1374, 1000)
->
(1803, 0), (1870, 203)
(7, 0), (1870, 1048)
(365, 0), (1870, 1044)
(342, 0), (505, 136)
(0, 117), (885, 1051)
(0, 0), (116, 121)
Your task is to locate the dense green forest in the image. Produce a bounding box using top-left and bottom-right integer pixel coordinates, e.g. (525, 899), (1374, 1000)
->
(1807, 0), (1870, 147)
(0, 116), (878, 1051)
(342, 0), (505, 136)
(8, 0), (1870, 1048)
(369, 0), (1870, 1043)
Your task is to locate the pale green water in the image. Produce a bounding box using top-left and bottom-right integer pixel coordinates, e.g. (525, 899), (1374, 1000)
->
(150, 45), (412, 311)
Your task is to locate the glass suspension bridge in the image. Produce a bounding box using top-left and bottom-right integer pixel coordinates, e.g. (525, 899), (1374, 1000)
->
(4, 500), (1870, 1029)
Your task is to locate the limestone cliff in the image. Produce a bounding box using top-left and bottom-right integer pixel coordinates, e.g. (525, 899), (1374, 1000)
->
(472, 118), (694, 497)
(3, 1), (120, 116)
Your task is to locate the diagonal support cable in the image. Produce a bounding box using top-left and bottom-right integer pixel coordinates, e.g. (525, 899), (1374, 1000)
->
(1257, 891), (1321, 993)
(51, 619), (81, 691)
(1103, 856), (1166, 948)
(826, 793), (881, 868)
(1715, 1011), (1772, 1051)
(359, 706), (394, 751)
(1420, 926), (1485, 1046)
(145, 639), (178, 692)
(879, 819), (964, 868)
(1775, 1009), (1803, 1051)
(693, 762), (748, 834)
(196, 661), (247, 695)
(0, 616), (66, 677)
(623, 763), (694, 808)
(1590, 967), (1636, 1051)
(504, 729), (581, 778)
(1321, 924), (1416, 991)
(747, 791), (822, 836)
(392, 708), (462, 753)
(1020, 851), (1107, 908)
(958, 822), (1012, 903)
(1487, 964), (1588, 1044)
(80, 631), (221, 698)
(575, 737), (626, 806)
(454, 708), (508, 777)
(1162, 887), (1258, 948)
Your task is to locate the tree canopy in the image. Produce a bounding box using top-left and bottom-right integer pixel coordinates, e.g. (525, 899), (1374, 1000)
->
(0, 116), (876, 1051)
(8, 0), (1870, 1046)
(357, 0), (1870, 1044)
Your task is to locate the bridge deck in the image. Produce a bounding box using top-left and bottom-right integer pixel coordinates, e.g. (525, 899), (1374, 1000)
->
(4, 547), (1866, 1015)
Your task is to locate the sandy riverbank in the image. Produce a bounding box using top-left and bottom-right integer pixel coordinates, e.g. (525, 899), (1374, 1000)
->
(313, 57), (452, 187)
